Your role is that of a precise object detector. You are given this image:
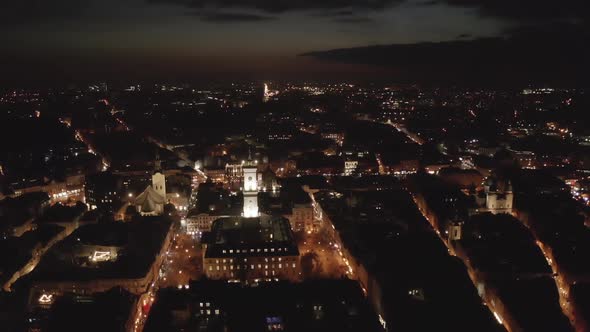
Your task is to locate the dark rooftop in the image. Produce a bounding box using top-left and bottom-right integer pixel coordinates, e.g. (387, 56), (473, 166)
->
(205, 216), (299, 258)
(24, 217), (171, 282)
(145, 279), (381, 332)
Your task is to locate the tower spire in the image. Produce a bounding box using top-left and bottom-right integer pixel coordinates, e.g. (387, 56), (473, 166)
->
(154, 149), (162, 173)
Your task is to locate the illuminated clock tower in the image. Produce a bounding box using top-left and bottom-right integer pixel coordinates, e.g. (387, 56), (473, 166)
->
(242, 156), (259, 218)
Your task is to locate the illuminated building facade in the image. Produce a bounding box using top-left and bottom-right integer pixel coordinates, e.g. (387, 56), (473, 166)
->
(472, 176), (514, 215)
(203, 216), (300, 283)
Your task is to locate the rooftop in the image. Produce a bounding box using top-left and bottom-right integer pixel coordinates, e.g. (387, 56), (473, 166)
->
(205, 215), (299, 258)
(25, 217), (171, 282)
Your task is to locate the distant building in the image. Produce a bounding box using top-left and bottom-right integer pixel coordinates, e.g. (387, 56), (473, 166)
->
(285, 203), (315, 233)
(509, 149), (536, 169)
(10, 174), (84, 205)
(225, 163), (243, 191)
(472, 176), (514, 215)
(344, 160), (358, 176)
(85, 172), (123, 211)
(459, 156), (476, 170)
(448, 220), (464, 241)
(185, 210), (230, 234)
(321, 132), (345, 146)
(204, 167), (226, 184)
(260, 165), (279, 194)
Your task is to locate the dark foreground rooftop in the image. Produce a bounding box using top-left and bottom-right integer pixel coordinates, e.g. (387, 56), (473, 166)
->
(145, 279), (381, 332)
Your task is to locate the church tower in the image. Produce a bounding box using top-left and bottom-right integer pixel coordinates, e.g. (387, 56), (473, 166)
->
(152, 151), (166, 200)
(242, 151), (259, 218)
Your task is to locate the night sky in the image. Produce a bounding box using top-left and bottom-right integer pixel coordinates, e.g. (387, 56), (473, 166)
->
(1, 0), (588, 84)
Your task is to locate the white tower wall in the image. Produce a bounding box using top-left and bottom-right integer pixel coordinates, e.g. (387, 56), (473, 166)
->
(152, 172), (166, 200)
(243, 165), (259, 218)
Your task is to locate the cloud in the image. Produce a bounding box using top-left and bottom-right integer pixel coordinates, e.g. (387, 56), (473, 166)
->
(147, 0), (405, 14)
(301, 23), (590, 84)
(333, 16), (374, 24)
(187, 11), (277, 22)
(426, 0), (588, 22)
(0, 0), (91, 24)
